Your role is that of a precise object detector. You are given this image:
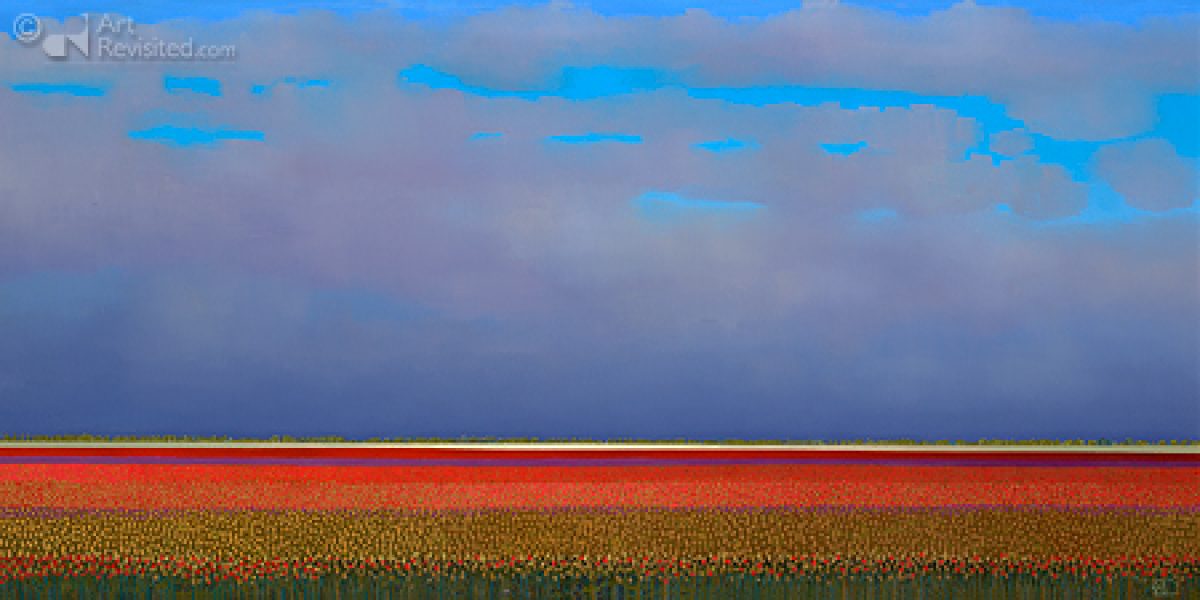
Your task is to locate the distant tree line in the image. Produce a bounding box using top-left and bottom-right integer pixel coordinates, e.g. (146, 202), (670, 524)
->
(0, 434), (1195, 445)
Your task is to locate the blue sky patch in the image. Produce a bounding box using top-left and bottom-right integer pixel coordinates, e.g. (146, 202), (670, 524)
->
(251, 77), (332, 96)
(9, 83), (107, 97)
(821, 141), (868, 156)
(990, 184), (1199, 226)
(393, 63), (1197, 194)
(547, 133), (642, 144)
(391, 62), (1196, 191)
(399, 65), (538, 100)
(634, 191), (765, 223)
(400, 64), (670, 101)
(164, 76), (222, 96)
(1039, 184), (1200, 226)
(694, 138), (757, 153)
(553, 66), (670, 100)
(283, 77), (331, 89)
(128, 125), (265, 147)
(1151, 93), (1199, 157)
(1028, 135), (1107, 181)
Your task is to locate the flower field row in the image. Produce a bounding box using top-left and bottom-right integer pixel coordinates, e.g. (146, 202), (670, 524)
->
(0, 508), (1195, 561)
(1, 463), (1196, 510)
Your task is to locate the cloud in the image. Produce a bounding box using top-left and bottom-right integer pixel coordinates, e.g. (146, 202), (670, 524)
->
(1093, 139), (1199, 212)
(995, 157), (1090, 219)
(988, 129), (1033, 157)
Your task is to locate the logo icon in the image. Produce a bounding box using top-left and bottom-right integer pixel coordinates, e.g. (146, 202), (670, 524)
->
(12, 13), (41, 43)
(11, 13), (90, 58)
(42, 14), (90, 59)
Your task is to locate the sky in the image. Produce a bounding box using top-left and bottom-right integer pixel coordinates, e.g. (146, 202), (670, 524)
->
(0, 1), (1197, 440)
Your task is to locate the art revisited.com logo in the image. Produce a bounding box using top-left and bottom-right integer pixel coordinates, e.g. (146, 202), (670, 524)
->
(11, 12), (237, 61)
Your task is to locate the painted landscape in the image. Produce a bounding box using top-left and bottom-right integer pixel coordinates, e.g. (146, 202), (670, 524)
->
(2, 0), (1198, 597)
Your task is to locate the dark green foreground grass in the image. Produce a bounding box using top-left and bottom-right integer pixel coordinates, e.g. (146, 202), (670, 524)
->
(0, 573), (1194, 600)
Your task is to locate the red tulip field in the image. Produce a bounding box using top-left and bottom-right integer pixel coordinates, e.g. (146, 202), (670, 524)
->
(0, 444), (1195, 598)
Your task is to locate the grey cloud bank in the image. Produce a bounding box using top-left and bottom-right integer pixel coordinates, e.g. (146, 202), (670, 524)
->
(0, 3), (1196, 439)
